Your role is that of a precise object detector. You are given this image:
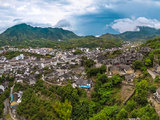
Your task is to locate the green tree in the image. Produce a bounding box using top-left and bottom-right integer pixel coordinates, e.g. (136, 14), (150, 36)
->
(116, 108), (128, 120)
(89, 105), (119, 120)
(53, 100), (72, 120)
(138, 104), (159, 120)
(99, 65), (106, 74)
(133, 60), (145, 70)
(73, 49), (84, 55)
(150, 85), (157, 93)
(134, 80), (149, 105)
(145, 58), (152, 67)
(85, 59), (96, 68)
(125, 100), (137, 112)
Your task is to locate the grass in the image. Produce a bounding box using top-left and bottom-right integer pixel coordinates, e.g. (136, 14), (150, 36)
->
(5, 113), (14, 120)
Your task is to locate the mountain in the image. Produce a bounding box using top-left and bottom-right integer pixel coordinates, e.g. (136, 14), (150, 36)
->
(1, 24), (160, 48)
(62, 35), (122, 49)
(101, 26), (160, 42)
(0, 23), (78, 47)
(0, 24), (123, 48)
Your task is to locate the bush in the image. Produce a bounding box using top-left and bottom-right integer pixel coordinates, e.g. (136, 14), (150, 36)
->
(133, 60), (144, 70)
(87, 65), (106, 77)
(154, 76), (159, 82)
(125, 100), (137, 112)
(145, 58), (152, 67)
(73, 49), (84, 55)
(134, 80), (149, 105)
(116, 108), (128, 120)
(150, 85), (157, 93)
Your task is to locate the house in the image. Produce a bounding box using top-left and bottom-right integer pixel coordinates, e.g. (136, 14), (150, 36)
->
(108, 65), (134, 76)
(0, 69), (4, 76)
(154, 88), (160, 103)
(120, 65), (134, 74)
(0, 85), (4, 94)
(2, 81), (9, 89)
(0, 56), (6, 62)
(125, 73), (135, 82)
(75, 79), (92, 89)
(154, 65), (160, 75)
(15, 54), (25, 60)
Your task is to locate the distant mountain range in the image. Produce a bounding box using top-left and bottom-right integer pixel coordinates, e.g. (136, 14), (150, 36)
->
(101, 26), (160, 42)
(0, 23), (160, 48)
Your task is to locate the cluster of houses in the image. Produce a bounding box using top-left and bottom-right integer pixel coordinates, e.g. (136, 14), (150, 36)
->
(0, 46), (153, 91)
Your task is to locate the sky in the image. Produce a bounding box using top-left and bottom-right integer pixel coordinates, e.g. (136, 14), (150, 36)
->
(0, 0), (160, 36)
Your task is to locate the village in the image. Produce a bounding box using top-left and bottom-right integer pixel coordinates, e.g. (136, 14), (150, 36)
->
(0, 43), (160, 119)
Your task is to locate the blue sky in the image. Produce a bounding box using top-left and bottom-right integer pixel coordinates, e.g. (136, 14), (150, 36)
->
(0, 0), (160, 36)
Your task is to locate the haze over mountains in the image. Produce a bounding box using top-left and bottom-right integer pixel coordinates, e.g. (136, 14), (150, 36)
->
(0, 23), (160, 48)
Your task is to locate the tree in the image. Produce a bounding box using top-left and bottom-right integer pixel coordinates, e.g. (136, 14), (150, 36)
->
(150, 85), (157, 93)
(154, 76), (159, 82)
(99, 65), (106, 74)
(125, 100), (137, 112)
(73, 49), (84, 55)
(129, 109), (138, 118)
(85, 59), (96, 68)
(134, 80), (149, 105)
(138, 104), (159, 120)
(87, 65), (106, 77)
(60, 84), (79, 104)
(116, 108), (128, 120)
(97, 74), (108, 84)
(109, 74), (123, 86)
(72, 99), (91, 120)
(89, 105), (119, 120)
(87, 67), (100, 77)
(53, 100), (72, 120)
(145, 58), (152, 67)
(133, 60), (145, 70)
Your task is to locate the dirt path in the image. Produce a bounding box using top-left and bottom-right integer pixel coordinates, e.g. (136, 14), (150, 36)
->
(43, 79), (64, 86)
(147, 69), (156, 79)
(120, 82), (135, 104)
(86, 86), (94, 99)
(149, 96), (160, 116)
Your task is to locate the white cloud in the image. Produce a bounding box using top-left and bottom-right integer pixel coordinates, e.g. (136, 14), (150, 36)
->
(110, 17), (160, 33)
(0, 0), (160, 34)
(0, 0), (103, 33)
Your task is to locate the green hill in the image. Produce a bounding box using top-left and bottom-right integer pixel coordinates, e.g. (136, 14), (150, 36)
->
(143, 37), (160, 49)
(63, 35), (122, 49)
(101, 26), (160, 42)
(1, 24), (160, 48)
(0, 23), (78, 47)
(0, 24), (123, 49)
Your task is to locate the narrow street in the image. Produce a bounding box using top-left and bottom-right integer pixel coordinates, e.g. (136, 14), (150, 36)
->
(9, 84), (18, 120)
